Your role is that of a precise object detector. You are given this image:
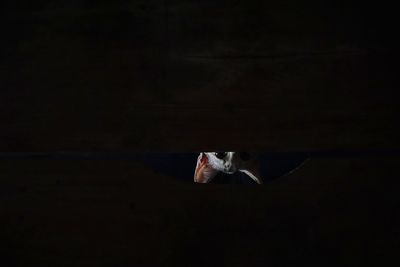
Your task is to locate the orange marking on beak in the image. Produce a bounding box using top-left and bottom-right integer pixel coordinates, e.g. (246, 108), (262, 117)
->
(194, 153), (209, 183)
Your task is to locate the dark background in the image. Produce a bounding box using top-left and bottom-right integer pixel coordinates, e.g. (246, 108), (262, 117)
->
(1, 1), (399, 266)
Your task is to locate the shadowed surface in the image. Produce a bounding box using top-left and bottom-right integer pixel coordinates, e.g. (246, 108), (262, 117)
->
(1, 158), (399, 266)
(0, 1), (398, 151)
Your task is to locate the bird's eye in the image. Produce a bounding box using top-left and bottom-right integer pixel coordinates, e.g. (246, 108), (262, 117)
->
(239, 152), (251, 161)
(215, 152), (227, 159)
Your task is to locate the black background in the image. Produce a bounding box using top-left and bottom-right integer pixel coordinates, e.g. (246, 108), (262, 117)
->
(1, 1), (399, 266)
